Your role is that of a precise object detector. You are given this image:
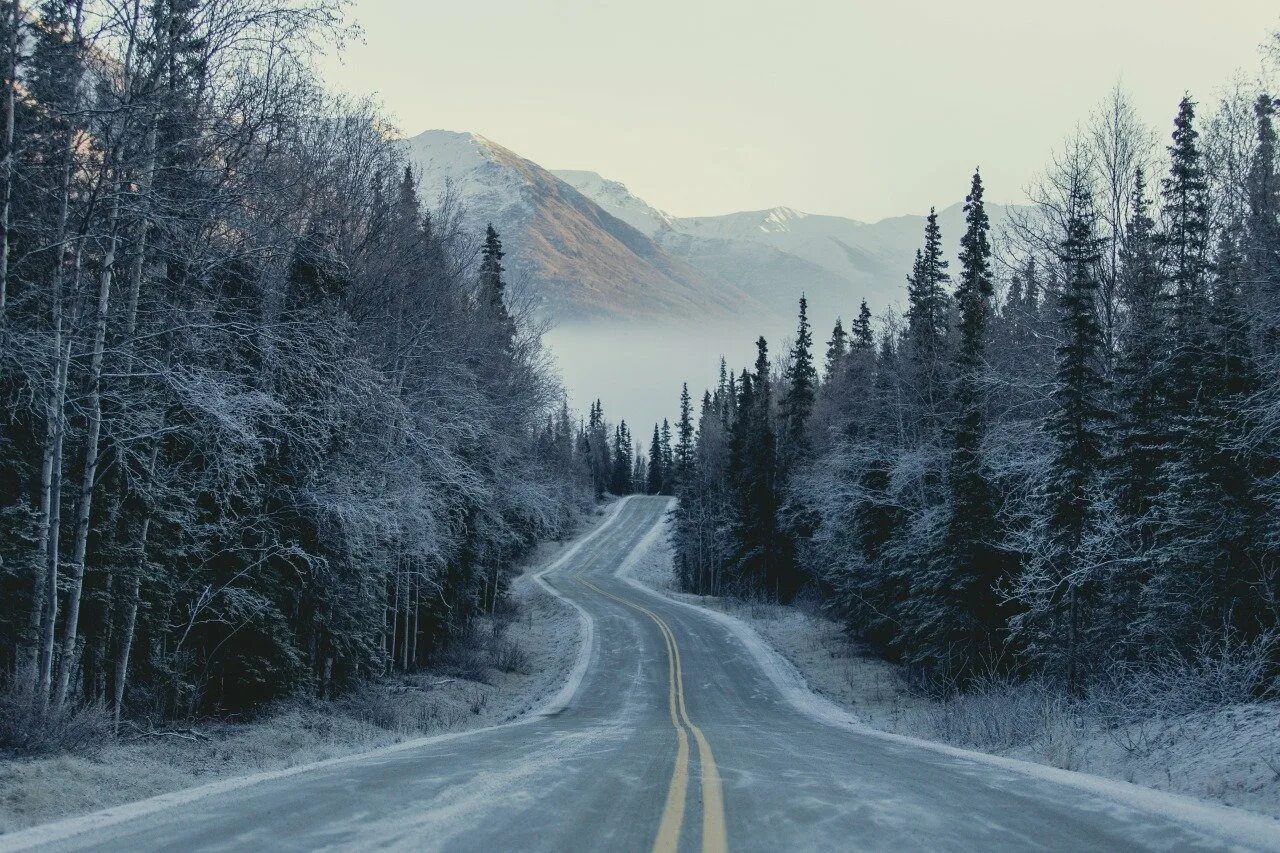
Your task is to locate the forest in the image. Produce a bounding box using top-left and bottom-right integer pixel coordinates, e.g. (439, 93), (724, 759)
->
(669, 85), (1280, 695)
(2, 0), (1276, 756)
(0, 0), (612, 745)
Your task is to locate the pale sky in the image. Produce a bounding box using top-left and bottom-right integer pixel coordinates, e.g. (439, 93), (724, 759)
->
(317, 1), (1278, 222)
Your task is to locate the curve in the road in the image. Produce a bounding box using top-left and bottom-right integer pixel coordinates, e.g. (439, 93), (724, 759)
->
(7, 495), (1280, 853)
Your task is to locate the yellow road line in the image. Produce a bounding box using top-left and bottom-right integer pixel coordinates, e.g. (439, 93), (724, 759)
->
(652, 609), (690, 853)
(575, 571), (727, 853)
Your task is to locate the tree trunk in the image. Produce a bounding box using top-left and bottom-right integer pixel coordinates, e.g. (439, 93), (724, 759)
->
(401, 568), (411, 671)
(112, 574), (140, 733)
(54, 1), (150, 708)
(388, 554), (400, 672)
(54, 224), (118, 708)
(111, 438), (159, 730)
(411, 567), (420, 669)
(0, 0), (19, 316)
(36, 246), (82, 703)
(29, 0), (87, 692)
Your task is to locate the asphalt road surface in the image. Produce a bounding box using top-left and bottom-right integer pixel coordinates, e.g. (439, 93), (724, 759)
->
(6, 495), (1277, 851)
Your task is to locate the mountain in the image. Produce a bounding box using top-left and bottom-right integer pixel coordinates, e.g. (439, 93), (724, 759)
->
(403, 130), (1010, 330)
(402, 131), (755, 322)
(550, 169), (678, 237)
(553, 170), (1011, 326)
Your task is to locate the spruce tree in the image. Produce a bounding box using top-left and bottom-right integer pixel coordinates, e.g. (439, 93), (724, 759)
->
(905, 208), (952, 430)
(726, 369), (755, 576)
(783, 295), (817, 460)
(906, 209), (951, 352)
(725, 340), (784, 595)
(675, 383), (695, 489)
(611, 422), (633, 494)
(928, 170), (1004, 677)
(825, 318), (848, 376)
(1039, 177), (1111, 689)
(1139, 96), (1234, 648)
(632, 444), (647, 494)
(1161, 96), (1212, 409)
(586, 400), (611, 497)
(660, 419), (674, 495)
(851, 300), (874, 350)
(647, 424), (664, 495)
(1114, 169), (1168, 524)
(1246, 94), (1280, 342)
(479, 223), (517, 349)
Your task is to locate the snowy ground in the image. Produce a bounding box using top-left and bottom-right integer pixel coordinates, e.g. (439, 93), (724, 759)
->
(625, 514), (1280, 820)
(0, 505), (614, 835)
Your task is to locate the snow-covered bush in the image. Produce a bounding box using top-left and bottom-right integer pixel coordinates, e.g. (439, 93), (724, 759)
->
(1089, 628), (1278, 733)
(920, 676), (1074, 755)
(0, 674), (110, 757)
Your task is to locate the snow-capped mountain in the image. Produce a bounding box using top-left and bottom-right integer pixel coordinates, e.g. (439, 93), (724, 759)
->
(403, 130), (1007, 329)
(550, 169), (678, 237)
(553, 170), (1011, 327)
(402, 131), (754, 322)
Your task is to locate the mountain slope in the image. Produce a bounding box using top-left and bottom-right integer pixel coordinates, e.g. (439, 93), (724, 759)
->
(554, 169), (1010, 325)
(403, 131), (754, 322)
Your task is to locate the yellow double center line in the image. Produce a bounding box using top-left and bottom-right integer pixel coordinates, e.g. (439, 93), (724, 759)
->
(574, 571), (727, 853)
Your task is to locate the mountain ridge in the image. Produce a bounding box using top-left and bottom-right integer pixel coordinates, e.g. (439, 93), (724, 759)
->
(404, 130), (1008, 328)
(403, 130), (758, 323)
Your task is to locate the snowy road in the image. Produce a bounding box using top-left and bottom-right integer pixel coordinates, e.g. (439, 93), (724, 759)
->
(6, 495), (1279, 852)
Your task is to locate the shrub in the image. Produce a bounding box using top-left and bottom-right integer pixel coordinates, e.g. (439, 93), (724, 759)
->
(0, 674), (112, 757)
(1090, 627), (1278, 730)
(489, 636), (529, 674)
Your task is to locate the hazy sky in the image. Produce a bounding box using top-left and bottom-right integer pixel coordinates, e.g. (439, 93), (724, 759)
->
(317, 1), (1277, 222)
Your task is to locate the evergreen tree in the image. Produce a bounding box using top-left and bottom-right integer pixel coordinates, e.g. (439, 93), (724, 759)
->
(723, 340), (786, 595)
(1160, 96), (1213, 415)
(675, 383), (695, 488)
(851, 300), (874, 350)
(660, 419), (674, 495)
(632, 442), (647, 493)
(1025, 176), (1111, 689)
(783, 295), (818, 460)
(1114, 169), (1168, 525)
(1137, 96), (1239, 648)
(611, 422), (633, 495)
(1246, 94), (1280, 341)
(480, 223), (517, 350)
(824, 318), (847, 376)
(904, 208), (952, 430)
(647, 424), (664, 495)
(586, 400), (612, 498)
(923, 169), (1004, 678)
